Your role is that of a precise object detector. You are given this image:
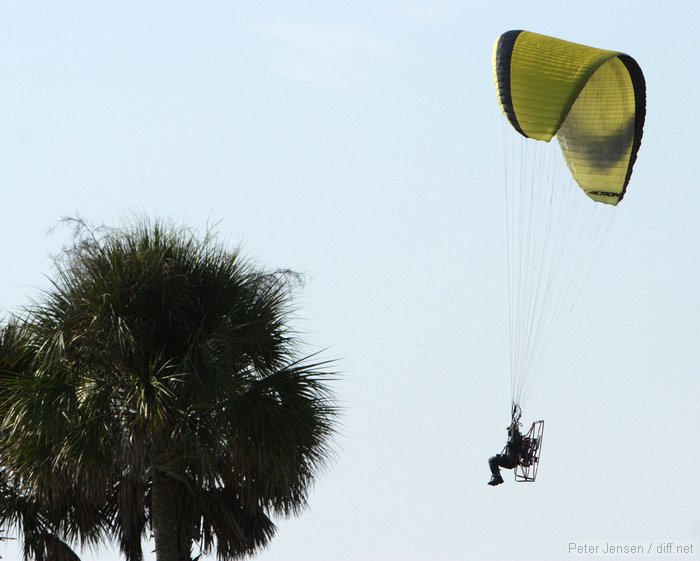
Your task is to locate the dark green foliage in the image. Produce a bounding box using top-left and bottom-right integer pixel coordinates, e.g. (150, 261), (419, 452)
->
(0, 218), (339, 561)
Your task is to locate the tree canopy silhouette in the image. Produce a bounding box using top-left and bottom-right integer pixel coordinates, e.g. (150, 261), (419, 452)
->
(0, 218), (339, 561)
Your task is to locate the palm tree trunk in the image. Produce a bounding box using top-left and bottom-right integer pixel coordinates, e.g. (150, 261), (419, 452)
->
(151, 470), (191, 561)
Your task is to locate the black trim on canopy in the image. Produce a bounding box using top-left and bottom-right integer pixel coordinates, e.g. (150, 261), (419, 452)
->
(495, 30), (526, 138)
(617, 54), (646, 202)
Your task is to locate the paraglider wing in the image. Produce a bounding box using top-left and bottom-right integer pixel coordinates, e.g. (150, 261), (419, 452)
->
(493, 30), (646, 205)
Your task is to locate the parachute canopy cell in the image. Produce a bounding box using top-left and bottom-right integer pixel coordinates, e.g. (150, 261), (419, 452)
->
(493, 30), (646, 205)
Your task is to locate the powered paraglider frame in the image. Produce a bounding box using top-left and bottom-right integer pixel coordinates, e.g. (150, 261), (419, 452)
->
(514, 419), (544, 482)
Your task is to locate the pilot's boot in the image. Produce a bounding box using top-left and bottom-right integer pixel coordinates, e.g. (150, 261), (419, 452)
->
(488, 474), (504, 486)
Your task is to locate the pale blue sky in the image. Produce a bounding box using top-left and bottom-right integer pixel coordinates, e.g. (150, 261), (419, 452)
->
(1, 1), (699, 560)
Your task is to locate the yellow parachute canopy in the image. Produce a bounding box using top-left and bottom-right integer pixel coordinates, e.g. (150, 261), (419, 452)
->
(493, 30), (646, 205)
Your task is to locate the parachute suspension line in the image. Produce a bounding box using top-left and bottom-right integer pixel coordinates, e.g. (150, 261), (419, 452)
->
(521, 140), (560, 407)
(504, 130), (550, 408)
(502, 122), (616, 411)
(502, 118), (518, 411)
(517, 139), (555, 400)
(520, 185), (616, 408)
(503, 118), (524, 409)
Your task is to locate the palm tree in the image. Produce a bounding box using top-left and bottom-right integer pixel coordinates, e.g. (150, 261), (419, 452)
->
(0, 320), (101, 561)
(0, 218), (339, 561)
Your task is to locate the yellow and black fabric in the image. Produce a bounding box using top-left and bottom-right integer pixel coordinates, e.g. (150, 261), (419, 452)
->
(493, 30), (646, 205)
